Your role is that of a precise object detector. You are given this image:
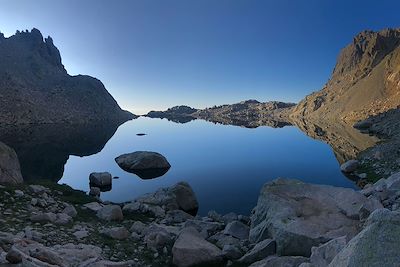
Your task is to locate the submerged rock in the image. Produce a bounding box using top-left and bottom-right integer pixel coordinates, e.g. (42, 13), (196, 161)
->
(115, 151), (171, 179)
(250, 178), (380, 257)
(0, 142), (23, 185)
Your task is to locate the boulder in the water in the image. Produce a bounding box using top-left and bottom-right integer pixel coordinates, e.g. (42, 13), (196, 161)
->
(340, 160), (359, 173)
(89, 172), (112, 187)
(115, 151), (171, 179)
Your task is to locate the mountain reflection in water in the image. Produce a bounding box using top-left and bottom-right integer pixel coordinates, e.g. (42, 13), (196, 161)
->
(0, 122), (122, 182)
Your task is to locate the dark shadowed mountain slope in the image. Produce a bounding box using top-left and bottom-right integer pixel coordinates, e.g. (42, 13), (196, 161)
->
(0, 28), (134, 124)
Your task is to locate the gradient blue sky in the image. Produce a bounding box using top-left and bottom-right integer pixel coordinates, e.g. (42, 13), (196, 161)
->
(0, 0), (399, 114)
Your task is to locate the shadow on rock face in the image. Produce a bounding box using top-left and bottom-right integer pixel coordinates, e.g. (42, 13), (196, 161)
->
(126, 167), (170, 180)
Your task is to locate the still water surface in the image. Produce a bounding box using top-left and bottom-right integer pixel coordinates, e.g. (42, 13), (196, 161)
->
(59, 117), (355, 215)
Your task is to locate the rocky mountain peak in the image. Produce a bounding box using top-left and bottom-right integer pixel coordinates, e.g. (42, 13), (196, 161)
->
(332, 28), (400, 82)
(2, 28), (65, 74)
(0, 28), (134, 124)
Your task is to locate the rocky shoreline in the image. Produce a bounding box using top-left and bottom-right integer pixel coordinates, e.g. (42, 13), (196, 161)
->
(1, 141), (400, 267)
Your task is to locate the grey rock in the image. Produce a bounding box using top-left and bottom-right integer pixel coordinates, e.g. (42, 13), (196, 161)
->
(143, 223), (181, 237)
(0, 142), (23, 185)
(89, 187), (101, 197)
(162, 210), (194, 224)
(115, 151), (171, 172)
(358, 195), (383, 221)
(62, 205), (77, 218)
(96, 205), (123, 221)
(14, 190), (24, 197)
(222, 244), (243, 260)
(30, 198), (38, 206)
(143, 204), (165, 217)
(28, 185), (48, 194)
(250, 178), (379, 257)
(89, 172), (112, 187)
(184, 219), (224, 238)
(122, 202), (141, 214)
(55, 213), (72, 225)
(144, 229), (173, 251)
(249, 256), (308, 267)
(172, 227), (224, 267)
(239, 239), (276, 264)
(222, 212), (238, 224)
(340, 160), (359, 173)
(134, 181), (199, 215)
(30, 212), (57, 223)
(238, 215), (250, 225)
(6, 247), (22, 263)
(130, 221), (147, 234)
(329, 209), (400, 267)
(309, 236), (347, 267)
(208, 210), (223, 222)
(73, 230), (88, 239)
(101, 227), (130, 240)
(170, 182), (199, 214)
(208, 232), (241, 249)
(83, 202), (104, 212)
(224, 221), (249, 240)
(357, 173), (367, 179)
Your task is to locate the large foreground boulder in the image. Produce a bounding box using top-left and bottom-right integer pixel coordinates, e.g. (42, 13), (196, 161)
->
(5, 240), (134, 266)
(250, 178), (382, 257)
(115, 151), (171, 179)
(0, 142), (23, 185)
(172, 227), (224, 267)
(329, 209), (400, 267)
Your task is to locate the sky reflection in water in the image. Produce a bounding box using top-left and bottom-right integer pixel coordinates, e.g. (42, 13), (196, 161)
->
(59, 117), (356, 215)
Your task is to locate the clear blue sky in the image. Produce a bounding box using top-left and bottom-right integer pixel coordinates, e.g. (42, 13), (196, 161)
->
(0, 0), (399, 114)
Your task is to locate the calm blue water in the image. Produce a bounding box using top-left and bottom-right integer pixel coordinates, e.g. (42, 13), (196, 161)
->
(59, 117), (356, 215)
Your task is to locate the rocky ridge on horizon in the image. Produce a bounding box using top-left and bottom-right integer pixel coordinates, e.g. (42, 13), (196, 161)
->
(145, 100), (296, 128)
